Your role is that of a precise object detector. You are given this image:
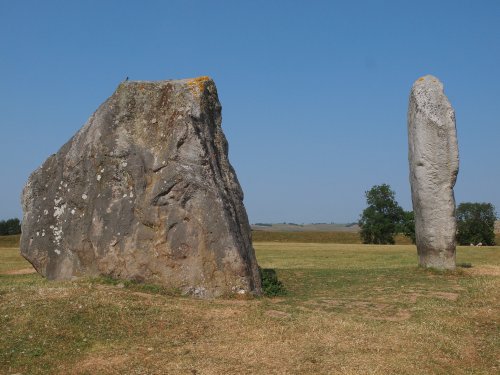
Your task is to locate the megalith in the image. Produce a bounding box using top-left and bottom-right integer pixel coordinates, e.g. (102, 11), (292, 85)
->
(21, 76), (262, 297)
(407, 75), (459, 269)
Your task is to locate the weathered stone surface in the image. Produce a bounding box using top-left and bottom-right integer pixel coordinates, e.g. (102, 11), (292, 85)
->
(21, 76), (262, 297)
(408, 75), (459, 269)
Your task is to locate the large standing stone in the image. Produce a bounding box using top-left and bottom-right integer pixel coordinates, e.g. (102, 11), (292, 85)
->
(408, 75), (459, 269)
(21, 76), (262, 297)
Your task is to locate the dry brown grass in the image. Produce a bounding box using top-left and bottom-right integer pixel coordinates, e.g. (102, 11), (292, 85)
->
(1, 243), (499, 374)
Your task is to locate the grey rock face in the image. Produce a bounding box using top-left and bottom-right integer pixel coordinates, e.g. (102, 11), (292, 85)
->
(408, 75), (459, 269)
(21, 76), (262, 297)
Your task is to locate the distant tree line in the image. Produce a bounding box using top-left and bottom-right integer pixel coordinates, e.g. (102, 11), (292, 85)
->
(358, 184), (497, 245)
(0, 218), (21, 235)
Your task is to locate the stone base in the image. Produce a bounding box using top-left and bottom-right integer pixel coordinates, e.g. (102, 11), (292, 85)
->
(418, 248), (456, 270)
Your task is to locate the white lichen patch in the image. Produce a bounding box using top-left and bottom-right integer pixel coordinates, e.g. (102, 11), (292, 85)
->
(71, 209), (76, 215)
(43, 209), (49, 215)
(121, 161), (128, 168)
(123, 194), (128, 198)
(54, 249), (61, 255)
(53, 203), (66, 219)
(52, 226), (63, 245)
(97, 174), (101, 181)
(82, 194), (88, 200)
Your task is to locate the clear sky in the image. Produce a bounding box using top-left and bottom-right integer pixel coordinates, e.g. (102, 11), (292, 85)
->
(1, 0), (499, 223)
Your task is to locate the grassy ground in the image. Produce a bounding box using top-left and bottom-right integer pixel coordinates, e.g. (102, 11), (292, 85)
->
(0, 234), (21, 248)
(0, 239), (499, 374)
(252, 230), (416, 244)
(252, 230), (500, 245)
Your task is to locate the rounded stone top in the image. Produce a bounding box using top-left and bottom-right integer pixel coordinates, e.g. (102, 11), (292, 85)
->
(410, 75), (452, 124)
(412, 75), (443, 89)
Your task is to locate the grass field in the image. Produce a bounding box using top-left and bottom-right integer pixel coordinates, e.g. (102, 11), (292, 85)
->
(252, 230), (500, 245)
(0, 236), (499, 374)
(252, 230), (416, 244)
(251, 223), (360, 232)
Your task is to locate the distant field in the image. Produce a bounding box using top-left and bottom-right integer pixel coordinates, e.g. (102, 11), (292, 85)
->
(253, 221), (500, 233)
(0, 234), (21, 248)
(1, 239), (499, 374)
(251, 223), (359, 232)
(253, 231), (500, 245)
(252, 230), (416, 244)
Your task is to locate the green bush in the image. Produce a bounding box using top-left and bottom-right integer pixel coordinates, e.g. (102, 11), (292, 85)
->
(259, 267), (286, 297)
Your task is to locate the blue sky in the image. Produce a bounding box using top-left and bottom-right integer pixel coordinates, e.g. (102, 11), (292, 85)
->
(1, 0), (499, 223)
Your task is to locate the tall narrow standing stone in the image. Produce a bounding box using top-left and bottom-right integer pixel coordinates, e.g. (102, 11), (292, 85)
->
(21, 76), (262, 297)
(408, 75), (459, 269)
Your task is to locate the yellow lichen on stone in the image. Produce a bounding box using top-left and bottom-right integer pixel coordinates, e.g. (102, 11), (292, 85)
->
(418, 77), (425, 82)
(187, 76), (210, 95)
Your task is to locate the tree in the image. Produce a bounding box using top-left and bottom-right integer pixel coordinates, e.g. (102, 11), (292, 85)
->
(0, 218), (21, 235)
(399, 210), (416, 244)
(456, 203), (496, 245)
(358, 184), (404, 244)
